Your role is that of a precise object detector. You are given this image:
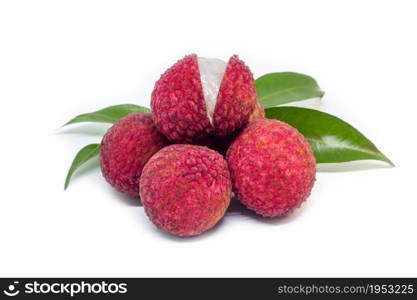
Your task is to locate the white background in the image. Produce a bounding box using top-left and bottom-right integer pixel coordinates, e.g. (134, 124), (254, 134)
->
(0, 0), (416, 277)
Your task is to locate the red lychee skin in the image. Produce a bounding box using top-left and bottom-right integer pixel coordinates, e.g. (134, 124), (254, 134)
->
(140, 145), (232, 237)
(151, 55), (209, 144)
(248, 99), (265, 123)
(100, 113), (169, 197)
(226, 119), (316, 217)
(201, 100), (265, 155)
(151, 54), (257, 143)
(213, 55), (257, 135)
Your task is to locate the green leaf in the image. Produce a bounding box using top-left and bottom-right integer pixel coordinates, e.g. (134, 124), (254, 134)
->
(265, 107), (393, 166)
(256, 72), (324, 108)
(63, 104), (151, 126)
(64, 144), (100, 190)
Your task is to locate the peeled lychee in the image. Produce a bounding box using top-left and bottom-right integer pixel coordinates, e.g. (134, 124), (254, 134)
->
(226, 119), (316, 217)
(100, 113), (169, 196)
(151, 54), (257, 143)
(140, 144), (232, 237)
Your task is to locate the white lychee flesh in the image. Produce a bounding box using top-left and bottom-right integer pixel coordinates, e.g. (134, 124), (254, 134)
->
(197, 57), (227, 124)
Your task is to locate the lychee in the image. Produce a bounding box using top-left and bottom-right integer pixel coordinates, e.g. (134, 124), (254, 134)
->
(248, 99), (265, 123)
(100, 112), (169, 196)
(140, 144), (232, 237)
(151, 54), (257, 143)
(226, 119), (316, 217)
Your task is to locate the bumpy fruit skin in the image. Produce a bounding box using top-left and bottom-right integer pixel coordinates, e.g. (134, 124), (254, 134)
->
(227, 119), (316, 217)
(151, 54), (257, 143)
(151, 55), (208, 143)
(100, 113), (168, 197)
(213, 55), (257, 135)
(140, 145), (232, 237)
(248, 99), (265, 123)
(202, 100), (265, 155)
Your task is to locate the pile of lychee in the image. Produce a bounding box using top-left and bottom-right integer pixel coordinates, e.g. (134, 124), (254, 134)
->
(100, 54), (316, 237)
